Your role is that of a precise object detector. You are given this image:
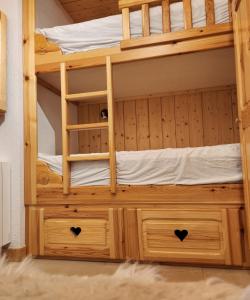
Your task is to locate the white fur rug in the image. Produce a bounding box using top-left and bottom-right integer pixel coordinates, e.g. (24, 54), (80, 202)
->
(0, 258), (249, 300)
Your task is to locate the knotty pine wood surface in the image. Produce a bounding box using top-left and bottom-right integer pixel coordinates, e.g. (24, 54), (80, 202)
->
(77, 85), (239, 153)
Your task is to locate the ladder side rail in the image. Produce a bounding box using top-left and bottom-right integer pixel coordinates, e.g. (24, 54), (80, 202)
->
(60, 63), (70, 194)
(106, 56), (117, 193)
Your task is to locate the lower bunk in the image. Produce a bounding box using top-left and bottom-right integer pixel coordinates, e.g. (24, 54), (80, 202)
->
(26, 156), (248, 267)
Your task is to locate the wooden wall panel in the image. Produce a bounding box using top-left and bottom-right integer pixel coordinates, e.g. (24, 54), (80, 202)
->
(188, 93), (203, 147)
(149, 98), (163, 149)
(78, 103), (90, 153)
(175, 94), (190, 147)
(161, 96), (176, 148)
(136, 99), (150, 150)
(78, 86), (239, 153)
(124, 101), (137, 150)
(115, 102), (125, 151)
(202, 91), (220, 146)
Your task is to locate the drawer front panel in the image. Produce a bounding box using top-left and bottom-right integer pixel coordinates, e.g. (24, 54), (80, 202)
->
(45, 219), (109, 247)
(38, 208), (119, 259)
(137, 209), (231, 264)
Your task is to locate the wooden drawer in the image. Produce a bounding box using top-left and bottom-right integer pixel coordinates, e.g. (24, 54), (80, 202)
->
(137, 209), (234, 265)
(37, 207), (121, 259)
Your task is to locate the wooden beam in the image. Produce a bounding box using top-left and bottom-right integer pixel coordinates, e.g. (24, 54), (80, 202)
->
(121, 23), (232, 50)
(23, 0), (37, 205)
(36, 31), (234, 73)
(37, 76), (61, 97)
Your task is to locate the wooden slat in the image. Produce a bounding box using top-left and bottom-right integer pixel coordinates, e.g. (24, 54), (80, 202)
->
(124, 101), (137, 150)
(67, 153), (110, 162)
(228, 0), (232, 22)
(60, 63), (70, 194)
(88, 104), (101, 153)
(175, 94), (190, 147)
(142, 4), (150, 37)
(149, 97), (163, 149)
(188, 93), (204, 147)
(78, 104), (90, 153)
(136, 99), (150, 150)
(202, 91), (219, 146)
(115, 102), (125, 151)
(122, 8), (131, 40)
(66, 90), (107, 102)
(161, 96), (176, 148)
(205, 0), (215, 25)
(183, 0), (193, 30)
(231, 89), (240, 143)
(216, 90), (234, 144)
(106, 56), (117, 194)
(162, 0), (171, 33)
(67, 122), (108, 132)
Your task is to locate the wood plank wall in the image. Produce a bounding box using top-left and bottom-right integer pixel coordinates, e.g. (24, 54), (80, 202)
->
(78, 86), (239, 153)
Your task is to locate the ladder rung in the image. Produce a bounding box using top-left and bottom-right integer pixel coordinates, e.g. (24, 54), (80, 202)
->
(67, 122), (109, 132)
(67, 153), (110, 162)
(66, 90), (108, 102)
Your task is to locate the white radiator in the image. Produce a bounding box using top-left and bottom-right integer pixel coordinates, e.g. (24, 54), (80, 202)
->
(0, 163), (11, 247)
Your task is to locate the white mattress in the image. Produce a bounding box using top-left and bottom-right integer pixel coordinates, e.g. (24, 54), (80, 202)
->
(38, 144), (242, 186)
(37, 0), (230, 54)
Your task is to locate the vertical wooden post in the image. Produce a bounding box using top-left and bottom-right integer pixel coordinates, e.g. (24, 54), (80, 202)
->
(142, 4), (150, 36)
(205, 0), (215, 25)
(60, 63), (70, 194)
(106, 56), (116, 194)
(183, 0), (192, 30)
(23, 0), (37, 205)
(162, 0), (171, 33)
(122, 8), (131, 40)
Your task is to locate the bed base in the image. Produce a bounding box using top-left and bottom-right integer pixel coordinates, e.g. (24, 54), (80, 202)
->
(26, 160), (248, 266)
(35, 0), (233, 73)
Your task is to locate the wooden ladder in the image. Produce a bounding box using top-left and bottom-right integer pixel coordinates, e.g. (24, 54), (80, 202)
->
(60, 56), (116, 194)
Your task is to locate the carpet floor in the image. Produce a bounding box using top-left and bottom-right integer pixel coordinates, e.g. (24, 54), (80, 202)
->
(0, 258), (250, 300)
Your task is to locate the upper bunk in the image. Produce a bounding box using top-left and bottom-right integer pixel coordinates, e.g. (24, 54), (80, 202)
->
(35, 0), (234, 73)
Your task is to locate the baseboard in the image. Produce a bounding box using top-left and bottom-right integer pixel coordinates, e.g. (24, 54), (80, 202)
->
(2, 246), (27, 262)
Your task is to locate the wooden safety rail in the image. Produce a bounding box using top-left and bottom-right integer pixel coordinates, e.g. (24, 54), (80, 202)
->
(119, 0), (233, 49)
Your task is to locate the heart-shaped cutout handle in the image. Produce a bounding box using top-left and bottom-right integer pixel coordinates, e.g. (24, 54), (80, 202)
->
(174, 229), (188, 242)
(70, 227), (82, 236)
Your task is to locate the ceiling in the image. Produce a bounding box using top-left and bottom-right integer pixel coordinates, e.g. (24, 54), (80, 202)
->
(58, 0), (120, 23)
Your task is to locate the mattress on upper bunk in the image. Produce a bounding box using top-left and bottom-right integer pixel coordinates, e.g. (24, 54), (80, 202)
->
(38, 143), (242, 187)
(37, 0), (230, 54)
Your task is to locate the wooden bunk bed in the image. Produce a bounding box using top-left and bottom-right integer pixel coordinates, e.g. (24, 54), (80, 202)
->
(24, 0), (250, 266)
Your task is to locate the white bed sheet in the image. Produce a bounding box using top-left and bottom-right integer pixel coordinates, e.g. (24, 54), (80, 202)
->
(37, 0), (230, 54)
(38, 144), (242, 186)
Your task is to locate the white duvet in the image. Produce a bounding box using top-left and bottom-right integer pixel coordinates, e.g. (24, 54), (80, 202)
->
(37, 0), (230, 54)
(38, 144), (242, 186)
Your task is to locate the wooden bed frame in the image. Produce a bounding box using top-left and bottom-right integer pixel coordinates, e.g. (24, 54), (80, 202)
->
(35, 0), (234, 73)
(24, 0), (250, 266)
